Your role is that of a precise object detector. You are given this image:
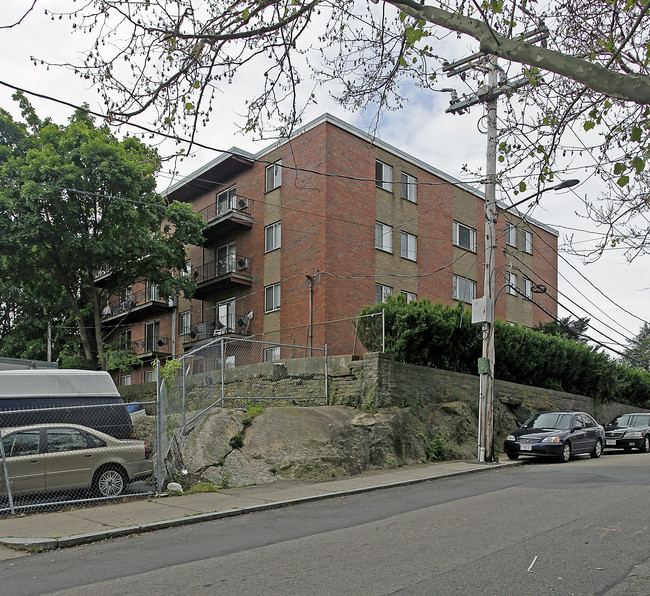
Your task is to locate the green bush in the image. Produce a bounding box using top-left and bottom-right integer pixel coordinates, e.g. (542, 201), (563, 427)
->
(358, 296), (650, 407)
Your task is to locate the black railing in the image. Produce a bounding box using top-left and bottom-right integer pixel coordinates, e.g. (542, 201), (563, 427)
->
(198, 196), (250, 223)
(192, 254), (252, 284)
(102, 287), (168, 317)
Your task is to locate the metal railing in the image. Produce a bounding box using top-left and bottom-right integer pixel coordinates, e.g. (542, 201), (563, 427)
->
(191, 254), (252, 284)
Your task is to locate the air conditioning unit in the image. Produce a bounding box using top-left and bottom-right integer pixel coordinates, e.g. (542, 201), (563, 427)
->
(197, 321), (215, 337)
(237, 198), (248, 210)
(236, 316), (248, 330)
(236, 257), (249, 271)
(168, 296), (178, 307)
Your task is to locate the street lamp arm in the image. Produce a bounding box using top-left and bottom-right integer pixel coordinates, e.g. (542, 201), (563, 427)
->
(506, 179), (580, 211)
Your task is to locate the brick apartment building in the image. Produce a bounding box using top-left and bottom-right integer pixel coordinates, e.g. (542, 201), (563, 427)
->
(101, 113), (558, 386)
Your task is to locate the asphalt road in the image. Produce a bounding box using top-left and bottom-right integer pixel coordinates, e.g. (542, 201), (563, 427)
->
(2, 451), (650, 595)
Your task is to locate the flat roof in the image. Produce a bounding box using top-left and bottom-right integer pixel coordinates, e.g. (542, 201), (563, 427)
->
(0, 370), (120, 399)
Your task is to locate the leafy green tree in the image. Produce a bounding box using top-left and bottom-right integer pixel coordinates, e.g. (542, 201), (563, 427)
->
(534, 316), (590, 343)
(623, 323), (650, 372)
(0, 93), (205, 369)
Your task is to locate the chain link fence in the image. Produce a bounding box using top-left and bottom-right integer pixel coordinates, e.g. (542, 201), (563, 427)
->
(1, 401), (155, 515)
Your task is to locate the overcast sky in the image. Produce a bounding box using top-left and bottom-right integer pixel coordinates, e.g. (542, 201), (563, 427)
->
(1, 1), (648, 357)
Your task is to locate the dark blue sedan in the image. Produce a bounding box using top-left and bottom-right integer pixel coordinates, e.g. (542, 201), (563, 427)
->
(503, 411), (605, 463)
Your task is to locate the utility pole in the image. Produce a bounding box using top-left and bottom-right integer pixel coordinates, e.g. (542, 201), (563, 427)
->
(442, 27), (548, 462)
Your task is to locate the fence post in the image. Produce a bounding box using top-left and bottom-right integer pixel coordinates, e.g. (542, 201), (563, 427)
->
(382, 309), (385, 353)
(155, 360), (165, 493)
(0, 429), (15, 515)
(324, 344), (329, 405)
(220, 338), (225, 406)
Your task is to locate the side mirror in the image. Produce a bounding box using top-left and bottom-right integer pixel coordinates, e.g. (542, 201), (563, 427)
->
(572, 424), (583, 433)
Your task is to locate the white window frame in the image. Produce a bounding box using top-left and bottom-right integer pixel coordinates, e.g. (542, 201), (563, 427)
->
(375, 221), (393, 253)
(400, 231), (417, 261)
(144, 369), (156, 384)
(119, 373), (132, 387)
(216, 355), (236, 370)
(265, 283), (281, 312)
(523, 278), (533, 299)
(506, 272), (518, 295)
(266, 161), (282, 192)
(522, 230), (533, 254)
(375, 283), (393, 304)
(264, 346), (281, 362)
(217, 186), (237, 214)
(505, 222), (517, 247)
(376, 160), (393, 192)
(179, 310), (191, 335)
(265, 221), (281, 252)
(453, 221), (477, 252)
(452, 275), (476, 303)
(401, 290), (417, 303)
(401, 172), (417, 203)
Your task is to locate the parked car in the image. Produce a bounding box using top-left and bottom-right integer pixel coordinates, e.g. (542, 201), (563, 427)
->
(0, 423), (153, 498)
(503, 411), (605, 463)
(603, 413), (650, 453)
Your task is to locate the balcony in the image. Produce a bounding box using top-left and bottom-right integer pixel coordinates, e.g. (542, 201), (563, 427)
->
(133, 336), (172, 360)
(182, 313), (252, 349)
(191, 254), (253, 300)
(198, 196), (253, 241)
(101, 287), (175, 323)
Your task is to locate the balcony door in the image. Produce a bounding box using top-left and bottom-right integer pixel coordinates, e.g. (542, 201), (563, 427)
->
(145, 321), (160, 352)
(215, 299), (235, 334)
(216, 242), (236, 277)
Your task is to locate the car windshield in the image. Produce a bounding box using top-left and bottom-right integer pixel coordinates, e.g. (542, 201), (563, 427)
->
(523, 413), (572, 430)
(608, 414), (631, 427)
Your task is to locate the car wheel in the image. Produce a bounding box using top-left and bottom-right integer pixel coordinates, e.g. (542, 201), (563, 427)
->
(590, 439), (603, 458)
(94, 466), (127, 497)
(558, 442), (571, 463)
(641, 436), (650, 453)
(506, 453), (519, 460)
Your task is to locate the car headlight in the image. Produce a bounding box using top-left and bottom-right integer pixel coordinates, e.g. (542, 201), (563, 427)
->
(541, 436), (561, 443)
(624, 431), (643, 438)
(506, 435), (516, 441)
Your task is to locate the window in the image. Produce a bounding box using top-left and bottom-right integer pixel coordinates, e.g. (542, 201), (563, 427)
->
(401, 231), (417, 261)
(376, 160), (393, 192)
(144, 369), (156, 383)
(179, 310), (191, 335)
(215, 298), (236, 333)
(522, 230), (533, 254)
(119, 373), (132, 386)
(217, 186), (237, 214)
(119, 329), (131, 350)
(145, 321), (160, 352)
(506, 272), (518, 295)
(46, 428), (89, 453)
(375, 283), (392, 304)
(216, 355), (236, 369)
(375, 221), (393, 253)
(265, 221), (281, 252)
(265, 283), (281, 312)
(2, 430), (40, 457)
(264, 346), (281, 362)
(401, 172), (417, 203)
(401, 290), (417, 303)
(505, 222), (517, 247)
(453, 222), (477, 252)
(266, 161), (282, 192)
(523, 278), (532, 299)
(452, 275), (476, 303)
(146, 282), (159, 302)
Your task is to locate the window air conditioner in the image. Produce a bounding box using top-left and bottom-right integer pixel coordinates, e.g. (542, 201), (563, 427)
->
(237, 198), (248, 210)
(236, 257), (249, 271)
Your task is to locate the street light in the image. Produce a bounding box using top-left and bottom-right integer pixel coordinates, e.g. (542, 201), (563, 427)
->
(476, 178), (579, 463)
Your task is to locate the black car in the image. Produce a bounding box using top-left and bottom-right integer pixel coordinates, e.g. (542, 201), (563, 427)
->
(503, 411), (605, 463)
(604, 413), (650, 453)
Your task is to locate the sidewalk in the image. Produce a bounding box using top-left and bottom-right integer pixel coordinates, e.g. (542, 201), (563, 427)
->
(0, 459), (520, 555)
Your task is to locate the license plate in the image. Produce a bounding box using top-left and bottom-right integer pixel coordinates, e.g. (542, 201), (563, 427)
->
(606, 439), (616, 446)
(521, 444), (532, 451)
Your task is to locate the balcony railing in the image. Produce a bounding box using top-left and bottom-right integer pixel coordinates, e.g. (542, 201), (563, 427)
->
(192, 254), (252, 285)
(102, 287), (170, 318)
(134, 336), (171, 355)
(198, 196), (250, 223)
(185, 314), (251, 342)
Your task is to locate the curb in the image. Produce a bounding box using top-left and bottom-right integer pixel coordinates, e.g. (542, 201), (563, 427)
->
(0, 460), (522, 552)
